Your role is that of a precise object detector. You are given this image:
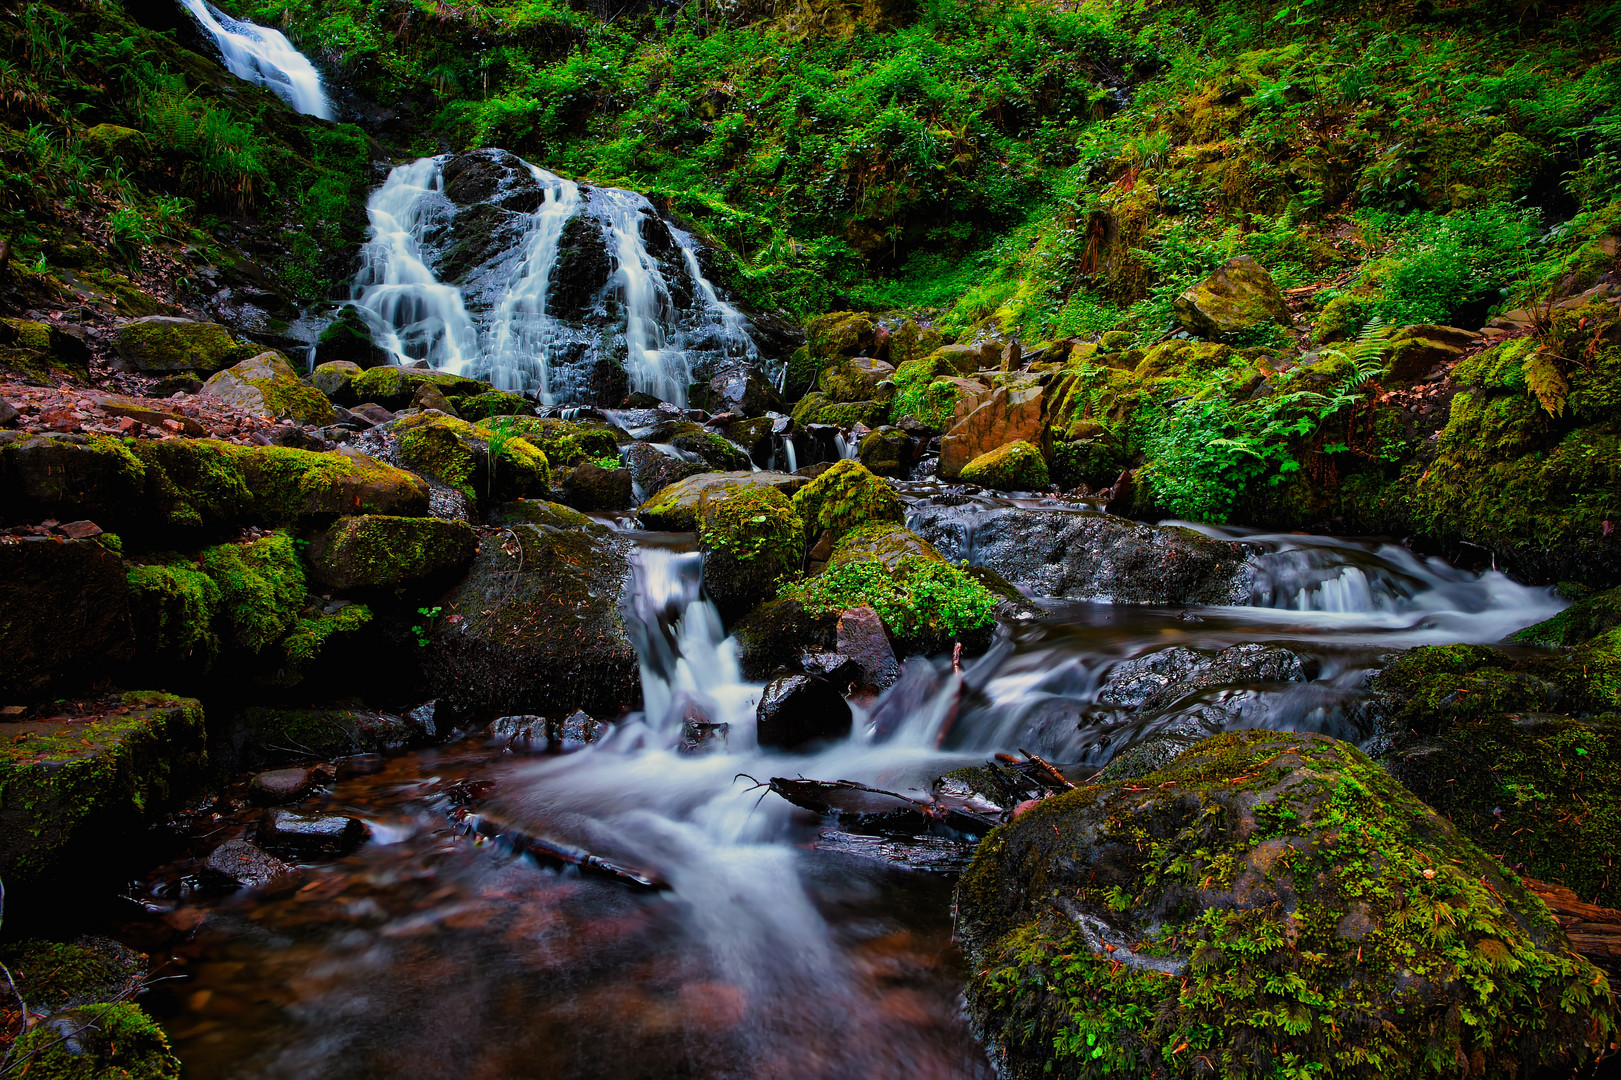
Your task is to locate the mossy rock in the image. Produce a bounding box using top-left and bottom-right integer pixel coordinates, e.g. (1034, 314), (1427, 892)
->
(305, 515), (479, 589)
(857, 425), (912, 477)
(126, 558), (221, 673)
(0, 432), (146, 527)
(558, 462), (633, 511)
(0, 318), (90, 383)
(960, 439), (1049, 490)
(637, 470), (809, 531)
(1385, 713), (1621, 908)
(889, 355), (961, 430)
(424, 507), (640, 722)
(0, 535), (133, 700)
(201, 351), (335, 425)
(227, 443), (431, 524)
(804, 311), (877, 362)
(111, 316), (258, 375)
(816, 399), (887, 428)
(819, 357), (895, 403)
(1367, 643), (1565, 740)
(479, 416), (622, 467)
(313, 305), (388, 370)
(83, 122), (149, 163)
(790, 459), (905, 547)
(350, 367), (491, 411)
(698, 483), (805, 620)
(228, 705), (435, 770)
(274, 602), (376, 688)
(0, 938), (146, 1012)
(1513, 586), (1621, 647)
(392, 411), (551, 501)
(957, 730), (1617, 1080)
(9, 1002), (180, 1080)
(1172, 255), (1293, 339)
(312, 360), (362, 402)
(452, 390), (535, 421)
(781, 548), (997, 655)
(731, 597), (838, 681)
(886, 319), (945, 365)
(649, 421), (751, 471)
(199, 532), (307, 653)
(826, 522), (943, 572)
(0, 692), (206, 894)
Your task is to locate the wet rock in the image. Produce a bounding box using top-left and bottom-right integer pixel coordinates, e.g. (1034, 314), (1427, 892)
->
(349, 367), (491, 412)
(490, 710), (606, 751)
(314, 305), (389, 369)
(959, 439), (1048, 490)
(391, 410), (551, 501)
(1091, 731), (1201, 782)
(956, 731), (1617, 1080)
(731, 598), (839, 681)
(0, 693), (206, 895)
(558, 461), (633, 510)
(857, 425), (913, 478)
(248, 766), (319, 806)
(1136, 642), (1307, 715)
(637, 469), (809, 530)
(835, 605), (900, 691)
(678, 700), (729, 754)
(0, 534), (132, 699)
(689, 359), (782, 417)
(424, 502), (640, 722)
(9, 1003), (180, 1080)
(939, 381), (1044, 478)
(256, 808), (367, 856)
(205, 838), (301, 889)
(305, 514), (478, 590)
(819, 356), (895, 402)
(697, 481), (805, 621)
(1097, 647), (1208, 709)
(201, 351), (335, 425)
(624, 440), (711, 498)
(756, 674), (852, 750)
(911, 504), (1252, 604)
(230, 705), (438, 769)
(112, 315), (257, 375)
(1173, 254), (1294, 339)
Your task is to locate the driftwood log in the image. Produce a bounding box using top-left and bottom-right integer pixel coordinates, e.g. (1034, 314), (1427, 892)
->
(1525, 877), (1621, 977)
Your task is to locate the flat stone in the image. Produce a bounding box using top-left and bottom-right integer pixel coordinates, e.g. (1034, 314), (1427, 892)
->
(205, 838), (301, 889)
(247, 766), (317, 806)
(255, 809), (366, 856)
(91, 393), (207, 434)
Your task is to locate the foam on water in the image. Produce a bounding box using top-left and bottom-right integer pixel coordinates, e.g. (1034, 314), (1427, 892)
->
(179, 0), (332, 118)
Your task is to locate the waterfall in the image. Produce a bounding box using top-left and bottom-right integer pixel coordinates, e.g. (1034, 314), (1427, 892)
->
(351, 158), (481, 374)
(178, 0), (332, 119)
(349, 153), (764, 408)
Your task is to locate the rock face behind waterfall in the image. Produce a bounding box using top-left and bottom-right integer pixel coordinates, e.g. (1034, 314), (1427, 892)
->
(910, 501), (1252, 605)
(384, 149), (776, 408)
(423, 500), (639, 723)
(956, 730), (1618, 1080)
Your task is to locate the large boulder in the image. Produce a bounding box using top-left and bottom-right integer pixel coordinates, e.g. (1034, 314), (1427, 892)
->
(940, 381), (1044, 479)
(305, 515), (479, 590)
(201, 351), (335, 425)
(697, 482), (805, 621)
(689, 359), (783, 417)
(957, 730), (1618, 1080)
(789, 459), (905, 547)
(1385, 324), (1483, 384)
(391, 411), (551, 501)
(637, 470), (808, 531)
(0, 534), (133, 700)
(911, 503), (1252, 604)
(857, 425), (913, 478)
(819, 356), (896, 403)
(0, 693), (206, 896)
(1172, 255), (1293, 339)
(755, 674), (852, 750)
(112, 316), (257, 374)
(424, 502), (640, 722)
(349, 367), (490, 411)
(960, 439), (1049, 490)
(557, 461), (633, 510)
(314, 304), (389, 369)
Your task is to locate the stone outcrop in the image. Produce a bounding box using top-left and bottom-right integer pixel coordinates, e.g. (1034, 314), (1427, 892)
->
(1172, 254), (1294, 338)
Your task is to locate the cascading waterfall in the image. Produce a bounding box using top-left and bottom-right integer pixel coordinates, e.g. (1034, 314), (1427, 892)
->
(177, 0), (332, 119)
(349, 154), (763, 407)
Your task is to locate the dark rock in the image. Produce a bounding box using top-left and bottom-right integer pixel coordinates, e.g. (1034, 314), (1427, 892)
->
(352, 403), (395, 425)
(149, 375), (203, 396)
(0, 397), (16, 426)
(559, 461), (633, 510)
(205, 838), (302, 889)
(623, 440), (710, 499)
(248, 767), (318, 806)
(1091, 732), (1201, 782)
(836, 605), (900, 691)
(424, 501), (640, 723)
(256, 809), (367, 857)
(0, 535), (132, 699)
(756, 674), (852, 750)
(911, 504), (1253, 605)
(229, 706), (438, 770)
(314, 305), (389, 369)
(305, 515), (479, 590)
(857, 425), (913, 478)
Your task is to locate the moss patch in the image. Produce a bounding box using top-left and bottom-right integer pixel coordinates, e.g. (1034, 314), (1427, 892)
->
(306, 515), (479, 589)
(789, 459), (905, 546)
(198, 532), (306, 653)
(126, 559), (221, 670)
(698, 484), (804, 620)
(960, 439), (1050, 490)
(781, 554), (995, 654)
(7, 1002), (181, 1080)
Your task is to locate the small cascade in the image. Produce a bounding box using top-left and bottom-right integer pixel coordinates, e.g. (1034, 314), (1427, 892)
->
(178, 0), (332, 119)
(351, 159), (480, 373)
(348, 151), (768, 408)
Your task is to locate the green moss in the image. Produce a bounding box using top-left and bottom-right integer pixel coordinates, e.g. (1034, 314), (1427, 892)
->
(8, 1002), (180, 1080)
(126, 560), (220, 669)
(111, 317), (257, 375)
(1514, 586), (1621, 648)
(394, 412), (552, 500)
(960, 439), (1050, 490)
(789, 459), (906, 546)
(959, 731), (1617, 1080)
(127, 438), (252, 528)
(804, 312), (875, 362)
(1370, 644), (1561, 738)
(479, 417), (621, 467)
(1388, 714), (1621, 908)
(889, 357), (963, 430)
(198, 532), (306, 652)
(0, 940), (143, 1011)
(826, 522), (943, 571)
(239, 445), (428, 520)
(781, 555), (995, 652)
(349, 367), (490, 410)
(815, 400), (887, 428)
(451, 391), (532, 420)
(278, 603), (373, 681)
(306, 515), (479, 589)
(698, 484), (805, 618)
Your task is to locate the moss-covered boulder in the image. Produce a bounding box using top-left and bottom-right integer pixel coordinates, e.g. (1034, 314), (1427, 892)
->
(111, 316), (258, 375)
(789, 459), (905, 547)
(793, 395), (887, 429)
(230, 444), (431, 523)
(425, 504), (639, 722)
(857, 425), (913, 477)
(201, 351), (336, 425)
(637, 470), (809, 531)
(697, 483), (805, 620)
(0, 692), (206, 895)
(780, 545), (997, 655)
(224, 705), (436, 770)
(804, 311), (877, 364)
(0, 534), (132, 700)
(0, 938), (146, 1012)
(557, 461), (633, 510)
(9, 1002), (181, 1080)
(1384, 324), (1480, 384)
(960, 439), (1049, 490)
(0, 317), (90, 383)
(306, 515), (479, 590)
(489, 417), (622, 467)
(1513, 585), (1621, 647)
(645, 420), (752, 471)
(0, 432), (146, 526)
(199, 532), (307, 653)
(350, 367), (491, 411)
(819, 357), (896, 403)
(825, 522), (943, 571)
(392, 411), (551, 501)
(126, 558), (221, 673)
(452, 390), (534, 420)
(83, 122), (148, 162)
(1173, 255), (1294, 339)
(957, 730), (1617, 1080)
(314, 305), (389, 370)
(1385, 714), (1621, 909)
(312, 360), (362, 402)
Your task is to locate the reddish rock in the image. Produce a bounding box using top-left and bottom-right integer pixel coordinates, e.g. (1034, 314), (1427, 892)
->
(836, 605), (900, 691)
(940, 382), (1044, 479)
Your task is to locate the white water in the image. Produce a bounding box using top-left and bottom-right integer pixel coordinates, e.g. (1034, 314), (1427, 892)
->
(178, 0), (332, 119)
(351, 155), (761, 406)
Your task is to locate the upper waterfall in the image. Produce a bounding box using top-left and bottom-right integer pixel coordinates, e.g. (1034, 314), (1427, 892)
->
(349, 150), (766, 409)
(178, 0), (333, 119)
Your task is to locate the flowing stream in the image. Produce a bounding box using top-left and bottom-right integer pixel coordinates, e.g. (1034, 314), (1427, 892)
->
(113, 508), (1562, 1079)
(178, 0), (332, 119)
(350, 155), (761, 406)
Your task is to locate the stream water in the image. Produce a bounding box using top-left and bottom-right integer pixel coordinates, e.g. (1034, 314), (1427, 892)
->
(111, 506), (1561, 1080)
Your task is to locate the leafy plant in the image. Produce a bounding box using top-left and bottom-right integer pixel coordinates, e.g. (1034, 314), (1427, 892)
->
(410, 606), (442, 648)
